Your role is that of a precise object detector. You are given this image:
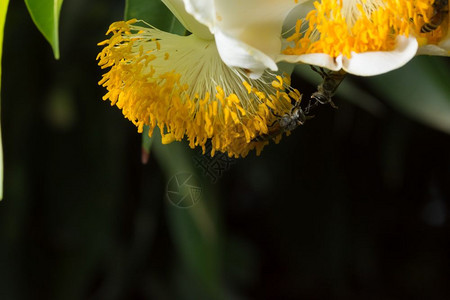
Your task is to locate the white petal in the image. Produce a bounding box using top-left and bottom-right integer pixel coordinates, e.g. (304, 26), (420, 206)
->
(213, 0), (299, 55)
(440, 36), (450, 52)
(417, 33), (450, 56)
(215, 30), (277, 77)
(182, 0), (215, 31)
(417, 44), (449, 56)
(183, 0), (301, 76)
(161, 0), (213, 39)
(342, 36), (418, 76)
(277, 53), (343, 71)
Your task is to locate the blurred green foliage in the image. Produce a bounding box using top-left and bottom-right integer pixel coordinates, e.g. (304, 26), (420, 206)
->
(0, 0), (449, 299)
(366, 56), (450, 134)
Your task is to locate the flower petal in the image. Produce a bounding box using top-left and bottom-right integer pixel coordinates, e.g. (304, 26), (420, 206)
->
(215, 30), (278, 78)
(181, 0), (215, 31)
(279, 36), (418, 75)
(161, 0), (213, 39)
(417, 33), (450, 56)
(277, 53), (343, 71)
(183, 0), (300, 76)
(417, 44), (449, 56)
(441, 37), (450, 53)
(342, 36), (418, 76)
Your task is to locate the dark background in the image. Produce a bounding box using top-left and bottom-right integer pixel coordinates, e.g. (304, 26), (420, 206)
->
(1, 0), (450, 299)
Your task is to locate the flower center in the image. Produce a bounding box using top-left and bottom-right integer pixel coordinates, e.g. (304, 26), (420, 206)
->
(284, 0), (444, 57)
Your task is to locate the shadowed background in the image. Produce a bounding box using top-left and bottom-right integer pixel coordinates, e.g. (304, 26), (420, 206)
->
(1, 0), (450, 299)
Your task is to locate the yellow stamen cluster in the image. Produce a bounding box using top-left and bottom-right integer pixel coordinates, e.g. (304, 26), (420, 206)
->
(97, 20), (301, 158)
(284, 0), (445, 57)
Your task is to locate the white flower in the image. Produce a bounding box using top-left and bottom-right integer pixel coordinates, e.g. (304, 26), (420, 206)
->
(97, 1), (304, 158)
(278, 0), (435, 76)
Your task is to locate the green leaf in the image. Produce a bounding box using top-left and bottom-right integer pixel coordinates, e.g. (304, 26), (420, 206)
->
(24, 0), (63, 59)
(0, 0), (8, 200)
(366, 56), (450, 134)
(125, 0), (185, 34)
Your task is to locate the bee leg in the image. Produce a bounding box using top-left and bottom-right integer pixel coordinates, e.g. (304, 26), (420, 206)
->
(310, 65), (327, 79)
(304, 98), (314, 115)
(268, 119), (278, 127)
(251, 134), (269, 143)
(272, 113), (281, 119)
(267, 107), (281, 119)
(310, 65), (319, 73)
(329, 100), (338, 109)
(304, 95), (320, 115)
(319, 67), (328, 77)
(409, 14), (422, 23)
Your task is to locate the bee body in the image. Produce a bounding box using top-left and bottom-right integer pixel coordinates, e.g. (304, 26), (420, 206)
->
(421, 0), (449, 33)
(252, 102), (306, 143)
(309, 67), (347, 111)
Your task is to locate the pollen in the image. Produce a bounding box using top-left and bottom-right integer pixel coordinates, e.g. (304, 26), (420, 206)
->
(97, 20), (301, 158)
(284, 0), (444, 57)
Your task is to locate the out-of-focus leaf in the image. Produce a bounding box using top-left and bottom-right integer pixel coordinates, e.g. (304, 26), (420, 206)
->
(24, 0), (63, 59)
(366, 56), (450, 134)
(125, 0), (185, 34)
(0, 0), (9, 200)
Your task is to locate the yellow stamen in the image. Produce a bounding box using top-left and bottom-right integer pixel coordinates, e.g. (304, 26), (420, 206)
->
(284, 0), (445, 57)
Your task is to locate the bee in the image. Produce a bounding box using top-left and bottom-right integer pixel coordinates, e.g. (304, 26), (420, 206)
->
(309, 66), (347, 111)
(421, 0), (449, 33)
(252, 99), (306, 142)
